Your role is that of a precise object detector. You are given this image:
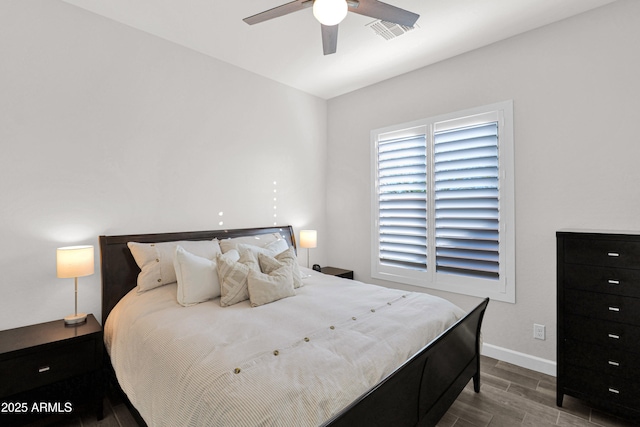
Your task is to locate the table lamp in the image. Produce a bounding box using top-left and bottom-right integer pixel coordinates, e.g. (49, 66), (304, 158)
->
(299, 230), (317, 268)
(57, 245), (94, 325)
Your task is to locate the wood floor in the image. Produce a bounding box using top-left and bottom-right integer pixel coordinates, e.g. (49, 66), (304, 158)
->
(32, 356), (637, 427)
(437, 356), (636, 427)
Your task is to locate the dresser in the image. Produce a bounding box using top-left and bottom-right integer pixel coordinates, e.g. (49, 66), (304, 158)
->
(557, 231), (640, 419)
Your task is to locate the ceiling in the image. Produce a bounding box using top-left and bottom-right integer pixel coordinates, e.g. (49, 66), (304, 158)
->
(61, 0), (615, 99)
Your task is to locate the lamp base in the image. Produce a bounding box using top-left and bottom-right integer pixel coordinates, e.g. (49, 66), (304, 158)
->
(64, 313), (87, 325)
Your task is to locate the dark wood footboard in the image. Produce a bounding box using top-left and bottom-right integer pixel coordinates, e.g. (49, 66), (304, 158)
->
(322, 297), (489, 427)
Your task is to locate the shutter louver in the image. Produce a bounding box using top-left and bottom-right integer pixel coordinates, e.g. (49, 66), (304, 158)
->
(377, 134), (427, 271)
(434, 123), (499, 280)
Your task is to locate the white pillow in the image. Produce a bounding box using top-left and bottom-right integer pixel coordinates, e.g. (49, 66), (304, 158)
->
(173, 247), (239, 307)
(218, 248), (260, 307)
(219, 233), (282, 253)
(128, 239), (221, 292)
(247, 266), (295, 307)
(258, 247), (303, 288)
(237, 238), (289, 258)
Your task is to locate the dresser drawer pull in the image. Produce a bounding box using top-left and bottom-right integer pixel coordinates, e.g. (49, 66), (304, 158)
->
(608, 333), (620, 339)
(608, 387), (620, 394)
(38, 366), (50, 373)
(607, 252), (620, 257)
(608, 360), (620, 367)
(608, 306), (620, 312)
(608, 279), (620, 285)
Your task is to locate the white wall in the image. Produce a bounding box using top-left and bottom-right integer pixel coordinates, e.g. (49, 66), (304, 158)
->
(0, 1), (327, 330)
(325, 0), (640, 366)
(2, 0), (638, 371)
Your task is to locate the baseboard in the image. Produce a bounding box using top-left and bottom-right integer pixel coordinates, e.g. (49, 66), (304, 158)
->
(482, 343), (556, 377)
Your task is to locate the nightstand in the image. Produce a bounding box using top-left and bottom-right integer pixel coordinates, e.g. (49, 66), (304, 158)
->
(320, 266), (354, 280)
(0, 314), (103, 425)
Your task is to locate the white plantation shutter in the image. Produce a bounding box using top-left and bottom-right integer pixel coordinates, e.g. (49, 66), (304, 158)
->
(371, 101), (514, 303)
(377, 133), (427, 271)
(434, 122), (499, 279)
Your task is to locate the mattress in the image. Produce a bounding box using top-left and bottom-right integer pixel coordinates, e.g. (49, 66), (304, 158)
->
(105, 268), (465, 426)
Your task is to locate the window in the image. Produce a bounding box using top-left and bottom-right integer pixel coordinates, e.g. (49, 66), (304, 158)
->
(371, 101), (515, 303)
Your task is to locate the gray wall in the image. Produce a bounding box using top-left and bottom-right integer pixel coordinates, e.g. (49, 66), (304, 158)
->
(2, 0), (638, 371)
(0, 0), (327, 330)
(325, 0), (640, 366)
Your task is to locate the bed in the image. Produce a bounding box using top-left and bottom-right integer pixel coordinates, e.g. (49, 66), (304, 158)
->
(100, 225), (489, 426)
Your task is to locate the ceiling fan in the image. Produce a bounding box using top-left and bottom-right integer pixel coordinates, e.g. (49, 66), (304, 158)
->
(243, 0), (419, 55)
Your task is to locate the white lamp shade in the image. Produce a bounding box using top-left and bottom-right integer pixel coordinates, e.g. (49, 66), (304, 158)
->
(299, 230), (318, 249)
(313, 0), (348, 26)
(57, 245), (94, 278)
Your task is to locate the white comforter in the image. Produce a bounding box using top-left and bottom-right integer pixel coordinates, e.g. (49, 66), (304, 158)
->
(105, 268), (465, 427)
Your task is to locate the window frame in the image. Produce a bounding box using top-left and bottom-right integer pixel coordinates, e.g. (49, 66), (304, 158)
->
(370, 101), (515, 303)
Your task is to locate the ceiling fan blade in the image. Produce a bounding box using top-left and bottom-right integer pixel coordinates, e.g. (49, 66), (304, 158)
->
(349, 0), (419, 27)
(244, 0), (313, 25)
(321, 24), (339, 55)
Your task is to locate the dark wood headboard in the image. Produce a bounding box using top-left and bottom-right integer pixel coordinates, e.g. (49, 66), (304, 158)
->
(99, 225), (296, 325)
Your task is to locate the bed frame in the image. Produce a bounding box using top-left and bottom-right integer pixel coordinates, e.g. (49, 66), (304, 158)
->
(99, 225), (489, 427)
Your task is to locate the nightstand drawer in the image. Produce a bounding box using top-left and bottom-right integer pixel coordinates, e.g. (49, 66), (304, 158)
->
(563, 264), (640, 298)
(565, 289), (640, 326)
(0, 339), (96, 397)
(564, 238), (640, 269)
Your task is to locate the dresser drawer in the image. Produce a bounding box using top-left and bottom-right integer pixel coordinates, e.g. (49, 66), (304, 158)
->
(564, 339), (640, 379)
(563, 264), (640, 298)
(0, 339), (97, 397)
(564, 238), (640, 269)
(564, 314), (640, 353)
(564, 364), (640, 409)
(565, 289), (640, 326)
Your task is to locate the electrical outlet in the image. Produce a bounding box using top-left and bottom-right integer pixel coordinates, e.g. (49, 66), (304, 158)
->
(534, 324), (545, 340)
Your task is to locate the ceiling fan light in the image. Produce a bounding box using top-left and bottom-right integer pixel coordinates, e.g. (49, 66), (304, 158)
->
(313, 0), (348, 26)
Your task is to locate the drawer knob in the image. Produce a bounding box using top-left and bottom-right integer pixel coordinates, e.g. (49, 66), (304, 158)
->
(38, 366), (50, 373)
(608, 387), (620, 394)
(608, 306), (620, 312)
(607, 252), (620, 257)
(608, 360), (620, 367)
(608, 333), (620, 339)
(608, 279), (620, 285)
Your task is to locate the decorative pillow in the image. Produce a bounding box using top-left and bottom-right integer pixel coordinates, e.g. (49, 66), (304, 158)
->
(219, 233), (282, 253)
(258, 247), (304, 288)
(128, 239), (221, 292)
(218, 248), (259, 307)
(173, 247), (239, 307)
(247, 266), (295, 307)
(237, 238), (289, 258)
(223, 249), (241, 263)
